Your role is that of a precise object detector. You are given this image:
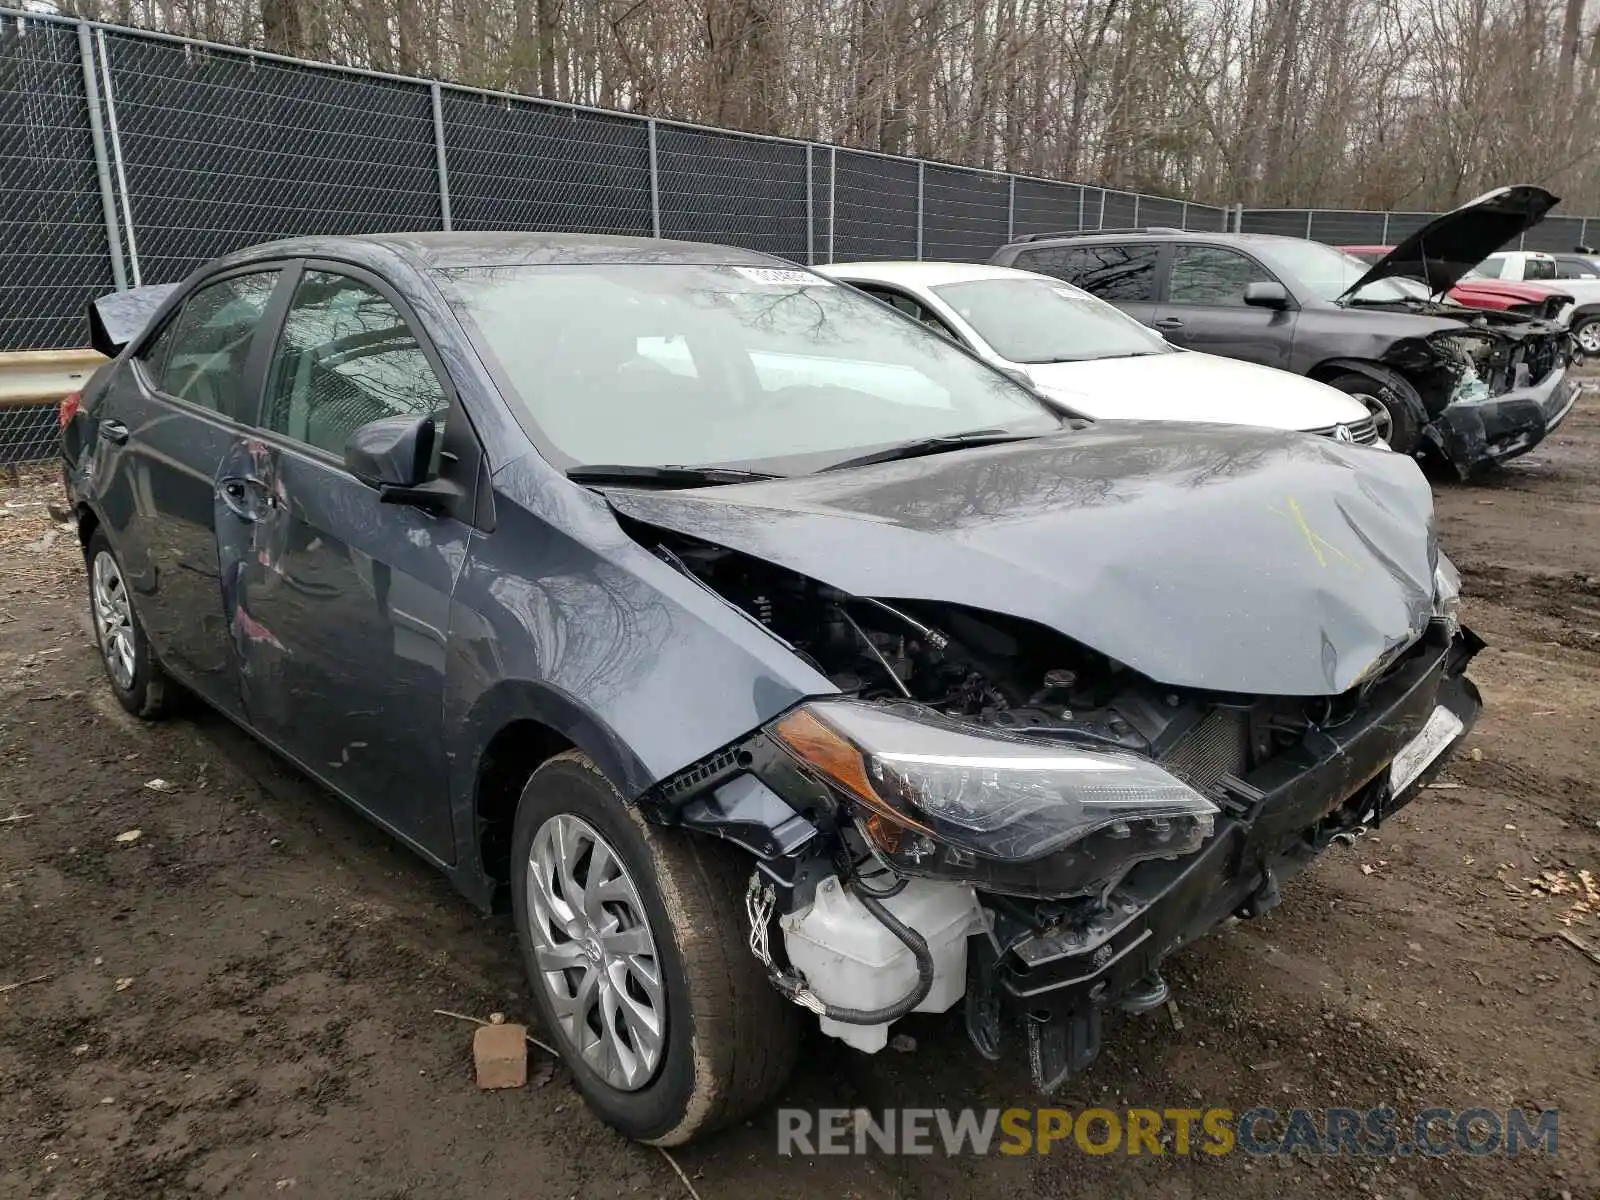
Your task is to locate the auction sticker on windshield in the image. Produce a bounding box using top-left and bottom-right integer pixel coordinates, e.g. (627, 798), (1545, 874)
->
(735, 266), (830, 286)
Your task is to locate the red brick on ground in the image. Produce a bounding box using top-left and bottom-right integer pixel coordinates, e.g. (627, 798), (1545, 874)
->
(473, 1022), (528, 1090)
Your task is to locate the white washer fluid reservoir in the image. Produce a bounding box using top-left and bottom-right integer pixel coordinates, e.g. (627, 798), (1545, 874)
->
(780, 875), (983, 1053)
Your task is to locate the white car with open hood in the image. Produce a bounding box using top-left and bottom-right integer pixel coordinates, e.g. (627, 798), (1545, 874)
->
(817, 261), (1387, 445)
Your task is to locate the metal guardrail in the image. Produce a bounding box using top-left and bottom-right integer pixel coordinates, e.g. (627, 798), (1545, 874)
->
(0, 349), (106, 409)
(0, 349), (104, 467)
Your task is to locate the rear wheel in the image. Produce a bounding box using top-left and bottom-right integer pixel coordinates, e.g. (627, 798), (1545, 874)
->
(510, 751), (800, 1145)
(85, 529), (175, 720)
(1325, 372), (1419, 454)
(1573, 315), (1600, 358)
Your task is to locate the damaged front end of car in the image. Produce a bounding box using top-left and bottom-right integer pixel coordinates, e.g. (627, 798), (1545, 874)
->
(635, 525), (1482, 1093)
(1381, 317), (1579, 477)
(1339, 185), (1581, 476)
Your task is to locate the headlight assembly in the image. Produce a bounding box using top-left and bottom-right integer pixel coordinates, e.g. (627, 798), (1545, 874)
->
(771, 700), (1218, 897)
(1433, 552), (1462, 636)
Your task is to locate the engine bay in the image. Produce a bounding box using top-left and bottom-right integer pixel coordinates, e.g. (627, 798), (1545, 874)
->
(642, 523), (1341, 799)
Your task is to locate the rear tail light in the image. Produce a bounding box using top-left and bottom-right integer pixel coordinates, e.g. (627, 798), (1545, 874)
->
(58, 390), (82, 429)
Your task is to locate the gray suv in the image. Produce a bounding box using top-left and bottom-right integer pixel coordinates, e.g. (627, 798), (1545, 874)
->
(989, 185), (1577, 477)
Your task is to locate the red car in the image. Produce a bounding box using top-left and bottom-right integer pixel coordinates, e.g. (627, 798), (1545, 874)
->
(1340, 245), (1572, 320)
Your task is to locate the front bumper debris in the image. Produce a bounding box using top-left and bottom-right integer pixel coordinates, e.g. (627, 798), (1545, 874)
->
(1425, 366), (1579, 478)
(965, 627), (1483, 1091)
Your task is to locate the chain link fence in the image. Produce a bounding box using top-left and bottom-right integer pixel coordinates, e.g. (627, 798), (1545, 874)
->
(1, 16), (115, 352)
(0, 401), (57, 467)
(0, 8), (1232, 346)
(1240, 208), (1593, 252)
(3, 6), (1598, 467)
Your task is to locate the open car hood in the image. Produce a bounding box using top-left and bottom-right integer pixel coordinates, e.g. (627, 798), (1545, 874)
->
(1339, 185), (1560, 301)
(605, 425), (1439, 697)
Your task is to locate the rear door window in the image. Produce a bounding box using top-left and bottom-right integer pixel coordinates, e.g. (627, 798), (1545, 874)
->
(139, 272), (280, 419)
(1012, 243), (1161, 302)
(854, 285), (961, 339)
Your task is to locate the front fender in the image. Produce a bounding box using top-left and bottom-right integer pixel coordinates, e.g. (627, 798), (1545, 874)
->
(450, 676), (649, 819)
(441, 457), (839, 892)
(1311, 357), (1431, 427)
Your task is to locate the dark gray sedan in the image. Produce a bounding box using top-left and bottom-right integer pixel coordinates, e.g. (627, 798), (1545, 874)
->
(61, 233), (1481, 1144)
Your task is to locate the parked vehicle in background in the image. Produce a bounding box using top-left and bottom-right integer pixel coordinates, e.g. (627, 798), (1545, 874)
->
(1339, 245), (1573, 321)
(818, 261), (1383, 443)
(1471, 249), (1600, 354)
(990, 186), (1578, 476)
(60, 231), (1482, 1145)
(1551, 252), (1600, 279)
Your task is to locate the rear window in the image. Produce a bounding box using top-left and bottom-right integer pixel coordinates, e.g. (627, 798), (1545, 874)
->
(1010, 243), (1160, 303)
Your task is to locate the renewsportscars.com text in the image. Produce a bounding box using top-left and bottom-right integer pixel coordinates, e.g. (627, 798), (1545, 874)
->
(776, 1106), (1559, 1158)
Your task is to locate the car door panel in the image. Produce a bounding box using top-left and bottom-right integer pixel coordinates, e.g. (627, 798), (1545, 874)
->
(215, 264), (467, 861)
(217, 434), (464, 858)
(1154, 245), (1297, 370)
(92, 269), (285, 715)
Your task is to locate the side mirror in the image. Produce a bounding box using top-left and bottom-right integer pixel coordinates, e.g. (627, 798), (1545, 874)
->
(345, 414), (435, 489)
(1243, 281), (1291, 309)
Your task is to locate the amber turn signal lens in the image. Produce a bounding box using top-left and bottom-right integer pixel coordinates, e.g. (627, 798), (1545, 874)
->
(771, 706), (935, 836)
(861, 811), (905, 854)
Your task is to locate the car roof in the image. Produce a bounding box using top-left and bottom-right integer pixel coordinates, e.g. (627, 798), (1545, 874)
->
(817, 260), (1050, 287)
(1005, 230), (1310, 249)
(213, 231), (790, 273)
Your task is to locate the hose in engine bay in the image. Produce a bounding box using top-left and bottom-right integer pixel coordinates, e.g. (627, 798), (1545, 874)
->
(748, 871), (935, 1025)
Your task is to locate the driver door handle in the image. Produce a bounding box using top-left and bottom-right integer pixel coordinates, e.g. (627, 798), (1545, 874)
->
(99, 419), (129, 444)
(1154, 318), (1185, 330)
(217, 475), (270, 523)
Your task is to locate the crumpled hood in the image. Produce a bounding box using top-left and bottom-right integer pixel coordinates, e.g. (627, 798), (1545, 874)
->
(605, 424), (1439, 697)
(1341, 185), (1559, 300)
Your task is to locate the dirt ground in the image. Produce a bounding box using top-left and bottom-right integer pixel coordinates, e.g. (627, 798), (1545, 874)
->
(2, 394), (1598, 1200)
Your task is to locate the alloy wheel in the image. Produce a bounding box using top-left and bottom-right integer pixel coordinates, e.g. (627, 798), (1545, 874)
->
(525, 813), (667, 1091)
(91, 551), (136, 691)
(1576, 321), (1600, 355)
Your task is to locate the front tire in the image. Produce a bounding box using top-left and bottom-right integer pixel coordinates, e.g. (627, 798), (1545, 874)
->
(510, 751), (800, 1145)
(1325, 371), (1421, 455)
(85, 529), (175, 720)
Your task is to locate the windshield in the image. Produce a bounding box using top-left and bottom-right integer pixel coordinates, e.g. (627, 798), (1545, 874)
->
(930, 277), (1169, 364)
(1256, 239), (1417, 302)
(440, 263), (1062, 472)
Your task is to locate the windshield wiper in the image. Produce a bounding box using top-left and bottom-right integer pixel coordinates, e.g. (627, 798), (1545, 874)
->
(566, 464), (782, 487)
(821, 429), (1042, 473)
(1023, 350), (1162, 363)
